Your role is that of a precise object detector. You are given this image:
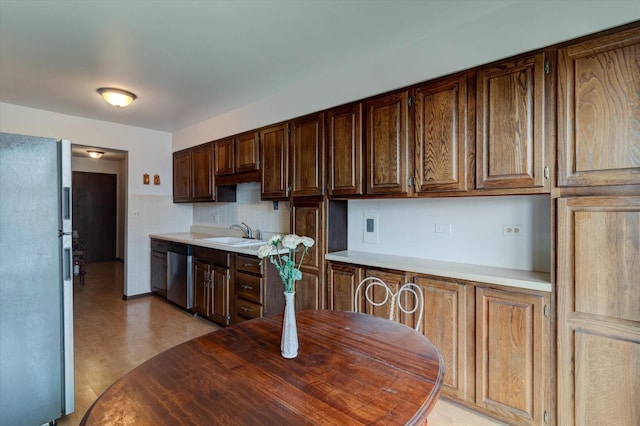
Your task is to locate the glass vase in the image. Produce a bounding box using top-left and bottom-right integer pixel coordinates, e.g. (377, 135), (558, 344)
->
(281, 291), (298, 359)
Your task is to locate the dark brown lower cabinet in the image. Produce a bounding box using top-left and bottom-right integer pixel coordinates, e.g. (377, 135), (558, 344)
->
(150, 239), (168, 297)
(233, 254), (284, 324)
(192, 248), (230, 327)
(475, 286), (549, 426)
(327, 262), (363, 311)
(326, 260), (551, 425)
(411, 275), (474, 403)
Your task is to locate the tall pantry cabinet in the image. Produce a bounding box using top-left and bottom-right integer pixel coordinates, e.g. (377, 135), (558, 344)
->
(555, 25), (640, 426)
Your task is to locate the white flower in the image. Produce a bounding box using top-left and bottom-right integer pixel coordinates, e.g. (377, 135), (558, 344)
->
(282, 234), (302, 249)
(301, 236), (315, 248)
(257, 244), (275, 259)
(257, 233), (313, 293)
(268, 235), (281, 246)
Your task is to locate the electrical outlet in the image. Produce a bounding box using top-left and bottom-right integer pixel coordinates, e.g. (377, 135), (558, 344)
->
(435, 224), (452, 234)
(132, 212), (141, 218)
(503, 225), (522, 236)
(363, 212), (378, 244)
(212, 214), (220, 224)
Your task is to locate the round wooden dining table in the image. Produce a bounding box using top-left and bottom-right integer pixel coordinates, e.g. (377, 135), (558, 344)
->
(81, 310), (444, 425)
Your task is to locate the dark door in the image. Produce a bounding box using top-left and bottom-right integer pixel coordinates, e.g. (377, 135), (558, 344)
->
(72, 172), (117, 262)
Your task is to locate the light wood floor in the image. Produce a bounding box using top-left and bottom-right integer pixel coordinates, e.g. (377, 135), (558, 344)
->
(58, 261), (504, 426)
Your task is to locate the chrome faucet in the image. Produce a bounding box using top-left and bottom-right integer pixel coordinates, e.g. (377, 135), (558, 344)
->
(230, 222), (253, 239)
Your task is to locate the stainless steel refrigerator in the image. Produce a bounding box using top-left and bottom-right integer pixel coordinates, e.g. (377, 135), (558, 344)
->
(0, 132), (74, 424)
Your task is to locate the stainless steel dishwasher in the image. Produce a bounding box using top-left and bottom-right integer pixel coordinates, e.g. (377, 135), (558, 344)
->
(166, 242), (193, 309)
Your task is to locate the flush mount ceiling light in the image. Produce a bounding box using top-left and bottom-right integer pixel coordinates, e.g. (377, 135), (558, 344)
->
(96, 87), (137, 108)
(87, 150), (104, 159)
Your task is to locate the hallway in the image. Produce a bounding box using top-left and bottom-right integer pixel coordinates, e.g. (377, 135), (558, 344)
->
(60, 261), (502, 425)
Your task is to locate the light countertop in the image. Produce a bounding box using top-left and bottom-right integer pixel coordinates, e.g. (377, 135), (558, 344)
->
(150, 233), (552, 292)
(325, 250), (552, 292)
(150, 232), (268, 256)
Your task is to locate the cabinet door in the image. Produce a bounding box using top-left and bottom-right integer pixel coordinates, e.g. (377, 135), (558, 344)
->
(173, 150), (191, 202)
(150, 251), (167, 297)
(209, 265), (230, 326)
(291, 201), (323, 273)
(557, 27), (640, 186)
(294, 272), (321, 311)
(192, 260), (210, 317)
(235, 131), (259, 173)
(413, 275), (473, 402)
(475, 287), (547, 426)
(290, 113), (324, 197)
(414, 74), (472, 193)
(292, 201), (324, 311)
(362, 269), (406, 324)
(214, 137), (235, 176)
(327, 262), (363, 312)
(327, 102), (363, 196)
(365, 91), (411, 195)
(191, 143), (214, 201)
(476, 52), (547, 190)
(557, 196), (640, 426)
(260, 123), (289, 200)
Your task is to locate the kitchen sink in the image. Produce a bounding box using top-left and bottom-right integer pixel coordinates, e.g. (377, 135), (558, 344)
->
(199, 236), (265, 246)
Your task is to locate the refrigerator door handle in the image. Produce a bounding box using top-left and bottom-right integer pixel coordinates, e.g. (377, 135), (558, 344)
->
(63, 187), (71, 221)
(63, 247), (72, 281)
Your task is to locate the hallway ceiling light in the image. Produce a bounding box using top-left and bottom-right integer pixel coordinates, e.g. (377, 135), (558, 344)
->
(87, 150), (104, 159)
(97, 87), (137, 108)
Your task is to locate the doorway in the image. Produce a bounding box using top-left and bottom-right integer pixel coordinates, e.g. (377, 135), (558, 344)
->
(71, 144), (127, 291)
(72, 172), (117, 262)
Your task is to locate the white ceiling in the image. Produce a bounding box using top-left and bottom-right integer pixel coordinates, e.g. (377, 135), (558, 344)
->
(0, 1), (638, 134)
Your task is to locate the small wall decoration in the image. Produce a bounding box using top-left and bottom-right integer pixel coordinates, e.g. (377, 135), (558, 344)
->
(143, 173), (150, 185)
(154, 174), (161, 185)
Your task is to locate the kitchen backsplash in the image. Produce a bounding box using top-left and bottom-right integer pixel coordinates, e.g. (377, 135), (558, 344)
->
(348, 194), (551, 272)
(192, 182), (290, 240)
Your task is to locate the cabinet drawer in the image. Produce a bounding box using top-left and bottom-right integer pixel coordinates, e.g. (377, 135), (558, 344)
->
(235, 272), (262, 303)
(235, 298), (262, 321)
(150, 239), (169, 253)
(193, 246), (229, 266)
(236, 255), (262, 275)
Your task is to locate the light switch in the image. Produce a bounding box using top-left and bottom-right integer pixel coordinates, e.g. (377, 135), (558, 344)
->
(363, 212), (378, 244)
(366, 218), (375, 233)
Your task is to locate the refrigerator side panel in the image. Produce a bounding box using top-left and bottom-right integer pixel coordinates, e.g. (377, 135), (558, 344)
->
(0, 133), (65, 424)
(60, 139), (74, 415)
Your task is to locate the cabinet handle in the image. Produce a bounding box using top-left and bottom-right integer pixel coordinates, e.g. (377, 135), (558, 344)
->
(242, 263), (252, 268)
(241, 307), (252, 312)
(241, 285), (253, 290)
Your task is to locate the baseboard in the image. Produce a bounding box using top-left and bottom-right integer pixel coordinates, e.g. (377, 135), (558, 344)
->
(122, 292), (153, 301)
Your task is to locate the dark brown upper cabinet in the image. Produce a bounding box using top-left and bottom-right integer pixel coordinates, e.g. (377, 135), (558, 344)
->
(476, 52), (548, 191)
(214, 132), (260, 185)
(214, 137), (234, 176)
(557, 26), (640, 187)
(327, 102), (363, 197)
(414, 73), (473, 193)
(260, 123), (289, 200)
(235, 131), (260, 174)
(290, 113), (325, 198)
(173, 149), (192, 202)
(173, 143), (235, 203)
(191, 143), (214, 201)
(365, 90), (412, 196)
